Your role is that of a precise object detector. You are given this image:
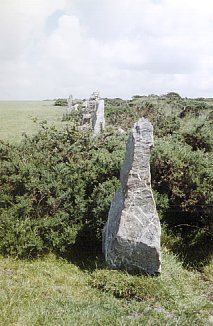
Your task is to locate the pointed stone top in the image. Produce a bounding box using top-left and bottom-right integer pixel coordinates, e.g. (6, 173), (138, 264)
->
(133, 118), (154, 146)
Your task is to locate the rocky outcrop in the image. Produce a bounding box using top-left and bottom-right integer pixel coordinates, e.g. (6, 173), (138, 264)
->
(103, 118), (161, 275)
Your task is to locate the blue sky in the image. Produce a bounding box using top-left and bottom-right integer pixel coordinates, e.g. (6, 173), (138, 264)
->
(0, 0), (213, 99)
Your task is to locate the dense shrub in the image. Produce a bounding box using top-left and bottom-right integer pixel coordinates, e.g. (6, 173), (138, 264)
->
(179, 102), (208, 118)
(105, 100), (158, 131)
(166, 92), (182, 99)
(151, 136), (213, 239)
(154, 114), (181, 137)
(0, 95), (212, 263)
(183, 122), (213, 152)
(54, 98), (68, 106)
(0, 126), (125, 258)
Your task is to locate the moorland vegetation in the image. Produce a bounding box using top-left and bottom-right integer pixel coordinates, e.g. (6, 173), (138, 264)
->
(0, 93), (212, 325)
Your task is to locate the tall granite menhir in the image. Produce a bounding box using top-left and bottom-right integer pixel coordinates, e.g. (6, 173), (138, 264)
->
(103, 118), (161, 275)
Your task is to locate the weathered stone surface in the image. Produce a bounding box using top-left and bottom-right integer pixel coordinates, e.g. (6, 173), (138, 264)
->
(80, 98), (96, 129)
(103, 118), (161, 275)
(68, 94), (73, 110)
(93, 99), (105, 135)
(80, 92), (105, 134)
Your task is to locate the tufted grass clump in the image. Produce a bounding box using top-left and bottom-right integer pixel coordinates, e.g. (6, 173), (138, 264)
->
(90, 250), (212, 323)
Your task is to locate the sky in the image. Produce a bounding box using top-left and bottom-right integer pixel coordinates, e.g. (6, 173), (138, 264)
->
(1, 0), (213, 100)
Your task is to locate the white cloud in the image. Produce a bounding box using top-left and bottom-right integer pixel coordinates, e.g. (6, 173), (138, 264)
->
(0, 0), (213, 99)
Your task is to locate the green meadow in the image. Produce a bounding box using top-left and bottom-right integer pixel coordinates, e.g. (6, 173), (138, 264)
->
(0, 251), (212, 325)
(0, 101), (67, 142)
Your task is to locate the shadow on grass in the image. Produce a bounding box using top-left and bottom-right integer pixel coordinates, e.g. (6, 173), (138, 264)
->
(64, 244), (105, 271)
(59, 223), (213, 273)
(60, 227), (106, 272)
(161, 210), (213, 269)
(168, 233), (213, 270)
(66, 229), (213, 275)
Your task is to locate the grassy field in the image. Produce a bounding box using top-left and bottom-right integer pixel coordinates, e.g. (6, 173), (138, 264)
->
(0, 101), (67, 143)
(0, 251), (212, 326)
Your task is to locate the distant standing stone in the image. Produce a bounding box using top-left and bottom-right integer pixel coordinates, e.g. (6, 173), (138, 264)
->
(68, 95), (73, 110)
(103, 118), (161, 275)
(93, 99), (105, 135)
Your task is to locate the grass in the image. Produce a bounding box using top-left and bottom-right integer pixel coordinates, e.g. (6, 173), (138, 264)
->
(0, 250), (212, 325)
(0, 101), (68, 142)
(203, 258), (213, 282)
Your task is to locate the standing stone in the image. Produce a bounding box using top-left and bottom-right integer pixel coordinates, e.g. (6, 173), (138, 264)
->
(68, 95), (73, 110)
(103, 118), (161, 275)
(80, 91), (105, 135)
(93, 99), (105, 135)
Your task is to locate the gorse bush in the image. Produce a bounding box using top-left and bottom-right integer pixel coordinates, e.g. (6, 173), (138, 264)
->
(54, 98), (68, 106)
(0, 95), (212, 263)
(0, 125), (126, 257)
(183, 122), (213, 152)
(151, 137), (213, 236)
(150, 115), (212, 263)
